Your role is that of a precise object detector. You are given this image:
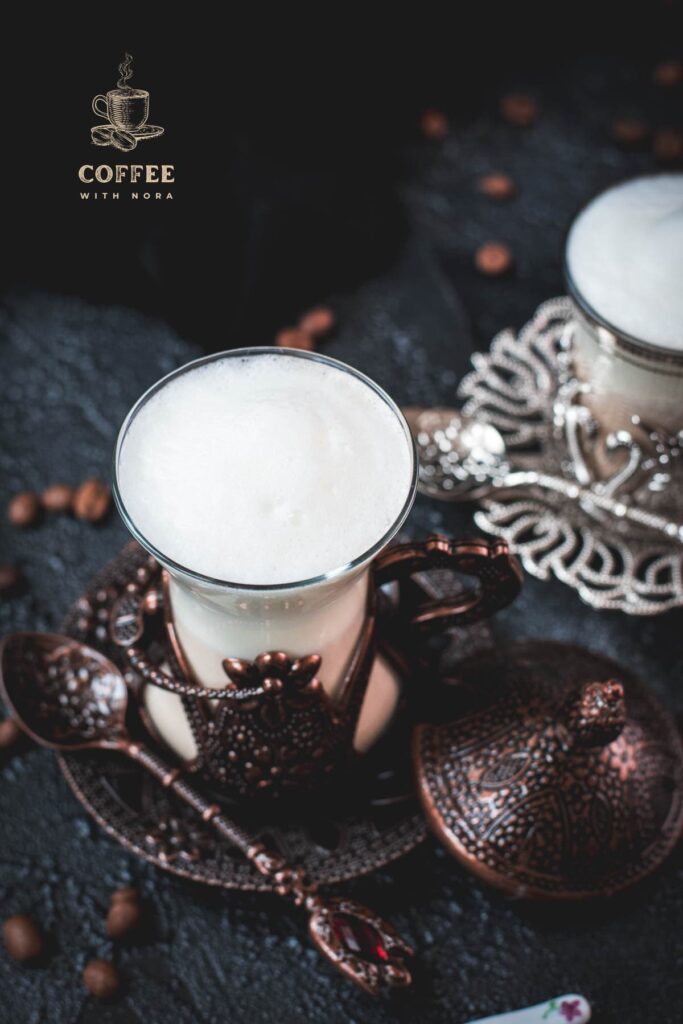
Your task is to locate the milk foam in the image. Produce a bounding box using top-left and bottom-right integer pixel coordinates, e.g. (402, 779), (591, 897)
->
(117, 353), (414, 585)
(567, 174), (683, 349)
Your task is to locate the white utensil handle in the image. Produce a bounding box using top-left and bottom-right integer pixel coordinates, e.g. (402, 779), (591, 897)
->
(466, 994), (591, 1024)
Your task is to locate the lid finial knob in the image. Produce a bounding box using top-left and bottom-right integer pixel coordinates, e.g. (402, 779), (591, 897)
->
(564, 679), (626, 748)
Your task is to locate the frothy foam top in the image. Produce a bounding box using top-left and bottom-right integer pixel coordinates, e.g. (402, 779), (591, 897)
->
(567, 174), (683, 349)
(117, 353), (414, 585)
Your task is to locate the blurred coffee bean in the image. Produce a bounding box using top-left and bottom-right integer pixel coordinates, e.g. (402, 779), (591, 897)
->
(7, 492), (40, 528)
(478, 172), (516, 200)
(41, 484), (74, 513)
(72, 480), (111, 523)
(419, 109), (449, 140)
(474, 242), (513, 276)
(3, 915), (44, 963)
(500, 93), (538, 127)
(82, 959), (121, 999)
(106, 900), (141, 940)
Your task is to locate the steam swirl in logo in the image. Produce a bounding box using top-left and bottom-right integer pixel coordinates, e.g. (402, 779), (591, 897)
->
(117, 53), (134, 91)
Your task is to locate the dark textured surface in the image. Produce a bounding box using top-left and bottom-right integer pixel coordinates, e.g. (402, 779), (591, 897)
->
(2, 55), (683, 1024)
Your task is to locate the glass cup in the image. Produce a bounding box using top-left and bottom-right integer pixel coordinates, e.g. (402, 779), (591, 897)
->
(114, 349), (418, 762)
(564, 176), (683, 479)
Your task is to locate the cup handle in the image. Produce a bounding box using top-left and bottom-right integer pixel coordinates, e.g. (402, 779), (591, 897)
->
(92, 94), (109, 119)
(373, 535), (521, 634)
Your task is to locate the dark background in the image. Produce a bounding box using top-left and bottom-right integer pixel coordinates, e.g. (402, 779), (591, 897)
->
(3, 5), (682, 350)
(2, 6), (683, 1023)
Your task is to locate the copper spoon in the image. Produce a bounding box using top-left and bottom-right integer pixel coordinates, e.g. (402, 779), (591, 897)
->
(0, 631), (412, 995)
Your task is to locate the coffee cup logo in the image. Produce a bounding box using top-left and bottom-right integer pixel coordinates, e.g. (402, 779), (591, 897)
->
(91, 54), (164, 152)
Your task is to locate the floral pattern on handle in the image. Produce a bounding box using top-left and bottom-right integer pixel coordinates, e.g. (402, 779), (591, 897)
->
(466, 993), (591, 1024)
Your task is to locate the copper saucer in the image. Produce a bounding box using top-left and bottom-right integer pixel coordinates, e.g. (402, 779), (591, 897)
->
(58, 544), (435, 890)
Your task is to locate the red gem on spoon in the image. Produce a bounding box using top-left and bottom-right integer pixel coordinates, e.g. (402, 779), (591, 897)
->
(331, 913), (390, 962)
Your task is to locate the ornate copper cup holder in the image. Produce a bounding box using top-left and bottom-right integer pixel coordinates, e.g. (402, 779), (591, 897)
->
(58, 536), (520, 890)
(102, 535), (522, 803)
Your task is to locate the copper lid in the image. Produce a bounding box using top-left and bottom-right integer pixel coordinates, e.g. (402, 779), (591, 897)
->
(414, 641), (683, 899)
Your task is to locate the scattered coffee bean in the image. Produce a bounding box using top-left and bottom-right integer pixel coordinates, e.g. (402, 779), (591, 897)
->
(478, 172), (516, 201)
(3, 915), (44, 963)
(474, 242), (513, 276)
(72, 480), (111, 523)
(41, 483), (74, 514)
(653, 59), (683, 88)
(0, 718), (21, 751)
(7, 492), (40, 528)
(82, 958), (121, 999)
(0, 564), (21, 594)
(654, 128), (683, 164)
(275, 328), (315, 351)
(106, 900), (141, 940)
(419, 109), (449, 140)
(500, 93), (538, 127)
(611, 116), (649, 147)
(298, 306), (335, 338)
(111, 886), (139, 905)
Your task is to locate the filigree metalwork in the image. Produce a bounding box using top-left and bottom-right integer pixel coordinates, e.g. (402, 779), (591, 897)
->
(426, 297), (683, 614)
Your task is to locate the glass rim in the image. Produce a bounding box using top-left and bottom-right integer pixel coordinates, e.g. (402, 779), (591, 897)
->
(113, 346), (418, 592)
(563, 170), (683, 363)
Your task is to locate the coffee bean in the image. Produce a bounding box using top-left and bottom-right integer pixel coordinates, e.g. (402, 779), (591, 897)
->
(91, 125), (113, 146)
(3, 915), (44, 963)
(500, 93), (538, 127)
(611, 117), (649, 147)
(0, 564), (21, 594)
(654, 59), (683, 88)
(106, 900), (141, 940)
(41, 483), (74, 513)
(298, 306), (335, 338)
(111, 886), (139, 905)
(0, 718), (21, 751)
(72, 480), (111, 523)
(82, 958), (121, 999)
(7, 492), (40, 528)
(275, 328), (315, 351)
(654, 128), (683, 164)
(478, 172), (516, 201)
(419, 109), (449, 140)
(474, 242), (513, 276)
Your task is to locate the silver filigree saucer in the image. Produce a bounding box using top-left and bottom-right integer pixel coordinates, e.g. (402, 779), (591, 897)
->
(411, 297), (683, 615)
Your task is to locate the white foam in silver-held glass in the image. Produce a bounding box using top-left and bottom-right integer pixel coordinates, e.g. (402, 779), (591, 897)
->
(113, 347), (418, 761)
(565, 173), (683, 454)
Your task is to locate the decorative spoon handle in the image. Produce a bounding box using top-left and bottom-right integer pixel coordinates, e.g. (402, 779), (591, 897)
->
(465, 994), (591, 1024)
(126, 742), (256, 853)
(499, 470), (683, 542)
(125, 741), (413, 996)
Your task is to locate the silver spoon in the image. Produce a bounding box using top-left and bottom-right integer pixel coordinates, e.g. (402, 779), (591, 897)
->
(405, 407), (683, 544)
(0, 631), (413, 995)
